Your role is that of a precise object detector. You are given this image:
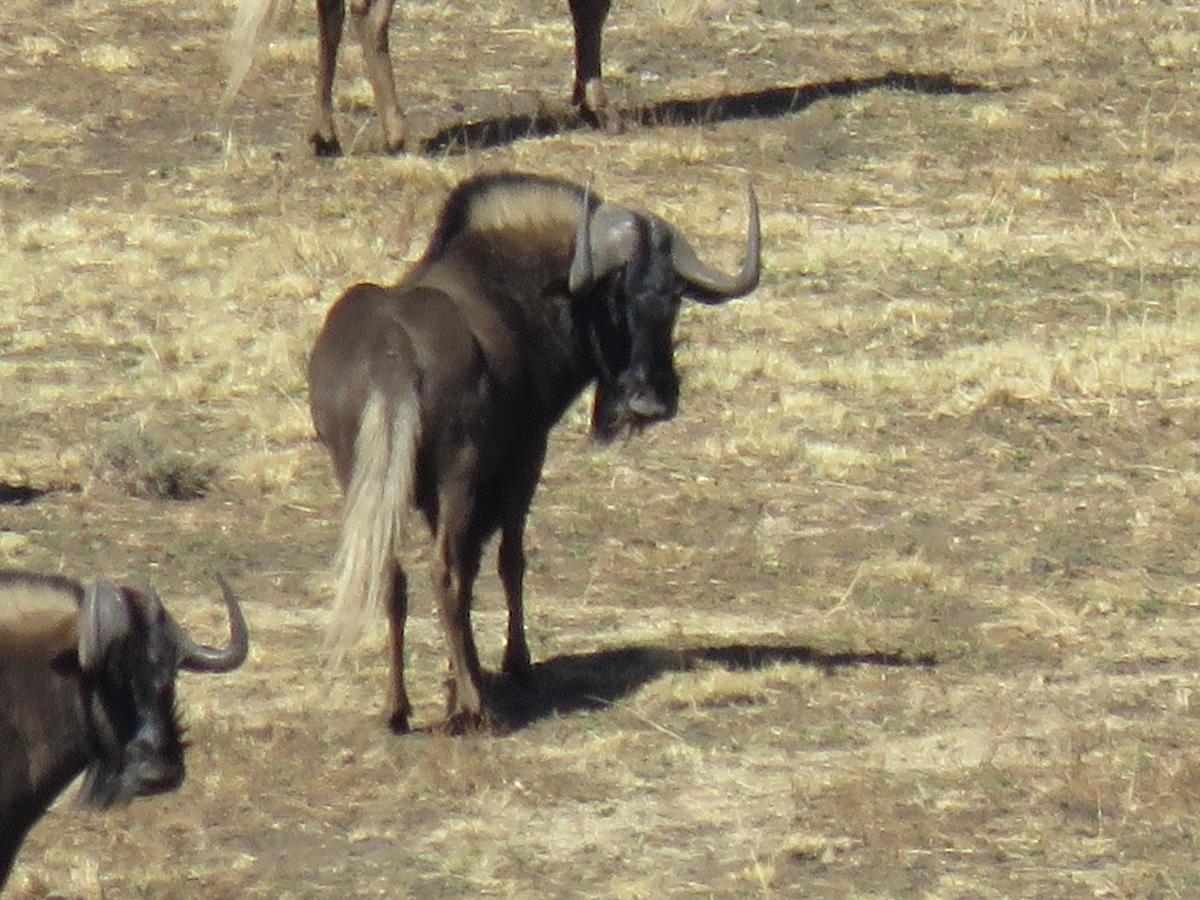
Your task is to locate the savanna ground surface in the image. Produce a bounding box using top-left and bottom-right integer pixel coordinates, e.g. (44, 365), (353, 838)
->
(2, 0), (1200, 895)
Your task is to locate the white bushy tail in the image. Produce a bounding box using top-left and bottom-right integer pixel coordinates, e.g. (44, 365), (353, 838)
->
(325, 388), (420, 664)
(223, 0), (295, 110)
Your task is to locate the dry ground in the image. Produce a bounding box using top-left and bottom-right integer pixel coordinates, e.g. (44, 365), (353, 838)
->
(3, 0), (1200, 895)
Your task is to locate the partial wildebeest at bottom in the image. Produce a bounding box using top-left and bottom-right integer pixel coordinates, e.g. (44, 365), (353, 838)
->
(0, 571), (249, 888)
(308, 171), (761, 733)
(226, 0), (614, 155)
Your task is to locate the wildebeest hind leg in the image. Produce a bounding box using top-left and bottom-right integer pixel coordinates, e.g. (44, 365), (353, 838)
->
(351, 0), (405, 153)
(385, 564), (412, 733)
(312, 0), (346, 155)
(432, 491), (487, 731)
(568, 0), (613, 129)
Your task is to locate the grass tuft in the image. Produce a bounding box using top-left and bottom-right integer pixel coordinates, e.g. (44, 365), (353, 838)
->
(93, 430), (216, 501)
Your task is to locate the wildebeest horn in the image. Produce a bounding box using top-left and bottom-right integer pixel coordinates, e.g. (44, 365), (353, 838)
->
(569, 183), (761, 303)
(669, 184), (760, 303)
(172, 575), (250, 673)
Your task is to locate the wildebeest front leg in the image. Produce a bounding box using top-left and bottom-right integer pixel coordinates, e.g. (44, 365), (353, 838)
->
(496, 445), (546, 681)
(312, 0), (346, 155)
(497, 525), (531, 681)
(385, 564), (412, 733)
(568, 0), (613, 128)
(350, 0), (406, 153)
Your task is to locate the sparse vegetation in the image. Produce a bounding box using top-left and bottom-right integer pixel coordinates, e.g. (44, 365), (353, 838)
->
(2, 0), (1200, 895)
(94, 429), (216, 501)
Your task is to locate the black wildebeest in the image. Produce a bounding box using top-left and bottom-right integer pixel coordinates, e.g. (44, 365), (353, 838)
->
(0, 570), (249, 887)
(308, 171), (761, 733)
(226, 0), (614, 155)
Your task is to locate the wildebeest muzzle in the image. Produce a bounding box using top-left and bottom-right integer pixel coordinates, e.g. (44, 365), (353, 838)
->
(591, 362), (680, 443)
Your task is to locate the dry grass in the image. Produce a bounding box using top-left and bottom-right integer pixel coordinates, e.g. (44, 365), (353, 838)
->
(3, 0), (1200, 895)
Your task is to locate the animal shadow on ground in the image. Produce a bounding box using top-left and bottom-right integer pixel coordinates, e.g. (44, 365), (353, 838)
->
(421, 70), (1000, 155)
(485, 642), (937, 732)
(0, 483), (49, 506)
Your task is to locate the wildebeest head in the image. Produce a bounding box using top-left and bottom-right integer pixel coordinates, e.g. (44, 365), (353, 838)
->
(569, 184), (761, 443)
(69, 577), (249, 808)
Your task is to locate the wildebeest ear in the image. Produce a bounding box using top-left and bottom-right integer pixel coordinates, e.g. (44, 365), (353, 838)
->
(569, 201), (640, 295)
(78, 579), (131, 673)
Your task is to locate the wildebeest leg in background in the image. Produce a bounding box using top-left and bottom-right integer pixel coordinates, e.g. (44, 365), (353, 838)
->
(496, 445), (547, 681)
(568, 0), (613, 128)
(350, 0), (405, 153)
(385, 564), (412, 733)
(433, 476), (487, 731)
(312, 0), (346, 155)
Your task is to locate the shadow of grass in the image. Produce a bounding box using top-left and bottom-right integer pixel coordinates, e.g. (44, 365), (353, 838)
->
(487, 642), (936, 731)
(421, 70), (1001, 155)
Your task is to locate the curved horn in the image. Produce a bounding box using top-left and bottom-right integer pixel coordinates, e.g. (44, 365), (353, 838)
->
(174, 575), (249, 673)
(670, 183), (761, 303)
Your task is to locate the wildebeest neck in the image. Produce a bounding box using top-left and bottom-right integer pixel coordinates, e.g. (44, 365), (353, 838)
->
(415, 231), (596, 425)
(0, 658), (94, 877)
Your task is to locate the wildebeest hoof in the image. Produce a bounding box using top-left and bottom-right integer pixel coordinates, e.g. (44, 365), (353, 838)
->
(382, 136), (407, 156)
(501, 650), (533, 682)
(598, 107), (626, 135)
(387, 711), (411, 734)
(576, 104), (623, 135)
(309, 132), (343, 158)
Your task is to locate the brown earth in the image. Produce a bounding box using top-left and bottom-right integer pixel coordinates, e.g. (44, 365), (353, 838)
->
(3, 0), (1200, 896)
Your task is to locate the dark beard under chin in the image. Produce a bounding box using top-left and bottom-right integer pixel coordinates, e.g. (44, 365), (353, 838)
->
(590, 397), (650, 445)
(590, 415), (647, 445)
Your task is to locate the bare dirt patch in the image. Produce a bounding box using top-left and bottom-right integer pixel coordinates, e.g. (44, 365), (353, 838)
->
(3, 0), (1200, 895)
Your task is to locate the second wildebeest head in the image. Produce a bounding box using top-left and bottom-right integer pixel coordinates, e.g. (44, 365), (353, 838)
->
(0, 571), (249, 887)
(308, 171), (761, 733)
(72, 577), (249, 807)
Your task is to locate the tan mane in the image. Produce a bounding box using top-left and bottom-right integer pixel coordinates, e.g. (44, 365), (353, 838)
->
(461, 180), (584, 244)
(0, 573), (81, 665)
